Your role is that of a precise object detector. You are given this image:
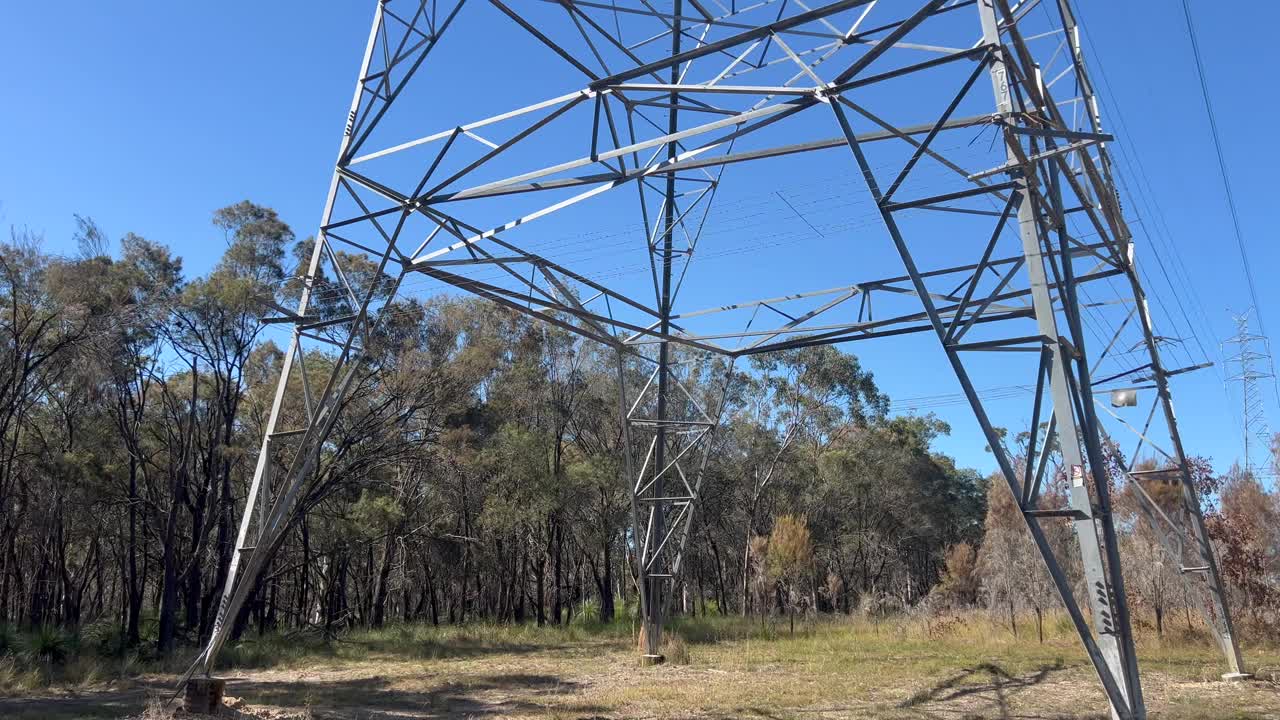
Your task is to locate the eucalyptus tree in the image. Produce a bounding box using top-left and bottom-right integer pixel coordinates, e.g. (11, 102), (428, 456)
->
(562, 343), (630, 621)
(736, 346), (887, 614)
(0, 225), (137, 629)
(167, 201), (292, 635)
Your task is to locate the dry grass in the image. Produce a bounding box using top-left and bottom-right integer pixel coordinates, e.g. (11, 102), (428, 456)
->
(137, 696), (173, 720)
(0, 612), (1276, 719)
(660, 633), (691, 666)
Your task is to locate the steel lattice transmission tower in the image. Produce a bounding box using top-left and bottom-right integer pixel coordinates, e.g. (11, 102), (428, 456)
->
(183, 1), (1249, 716)
(1224, 311), (1275, 477)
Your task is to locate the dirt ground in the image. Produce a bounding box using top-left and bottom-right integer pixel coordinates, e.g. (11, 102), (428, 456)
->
(2, 630), (1278, 719)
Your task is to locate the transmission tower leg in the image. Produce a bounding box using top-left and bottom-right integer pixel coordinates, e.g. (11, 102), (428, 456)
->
(639, 0), (682, 662)
(174, 0), (466, 688)
(831, 114), (1144, 720)
(619, 350), (736, 656)
(617, 346), (734, 663)
(192, 2), (388, 678)
(1128, 288), (1248, 677)
(1051, 0), (1247, 679)
(983, 1), (1142, 714)
(824, 5), (1146, 716)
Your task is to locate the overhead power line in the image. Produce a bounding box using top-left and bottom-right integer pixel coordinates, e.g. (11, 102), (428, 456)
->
(1072, 0), (1242, 444)
(1179, 0), (1268, 338)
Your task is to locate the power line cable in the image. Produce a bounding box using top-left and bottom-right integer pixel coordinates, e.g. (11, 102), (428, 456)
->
(1071, 0), (1243, 443)
(1179, 0), (1268, 338)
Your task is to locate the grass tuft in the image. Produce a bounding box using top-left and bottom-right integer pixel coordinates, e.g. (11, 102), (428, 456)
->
(661, 633), (691, 665)
(0, 656), (43, 696)
(136, 696), (174, 720)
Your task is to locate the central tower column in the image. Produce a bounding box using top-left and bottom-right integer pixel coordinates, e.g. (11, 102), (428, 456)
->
(644, 0), (684, 663)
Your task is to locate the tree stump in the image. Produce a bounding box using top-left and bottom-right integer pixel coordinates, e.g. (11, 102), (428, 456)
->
(184, 677), (226, 715)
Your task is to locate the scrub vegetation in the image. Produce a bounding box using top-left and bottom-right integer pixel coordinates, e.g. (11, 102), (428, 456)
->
(1, 203), (1278, 718)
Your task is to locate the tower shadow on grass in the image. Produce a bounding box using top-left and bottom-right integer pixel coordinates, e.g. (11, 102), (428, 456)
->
(224, 671), (604, 719)
(894, 659), (1103, 720)
(0, 672), (604, 720)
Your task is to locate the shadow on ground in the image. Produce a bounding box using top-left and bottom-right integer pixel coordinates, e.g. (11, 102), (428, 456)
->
(0, 672), (605, 719)
(890, 659), (1105, 720)
(226, 671), (604, 719)
(731, 661), (1089, 720)
(0, 685), (158, 720)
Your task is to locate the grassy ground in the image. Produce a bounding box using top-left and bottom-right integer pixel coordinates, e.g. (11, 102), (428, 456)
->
(1, 613), (1278, 719)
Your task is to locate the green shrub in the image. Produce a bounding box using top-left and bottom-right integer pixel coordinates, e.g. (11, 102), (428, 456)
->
(22, 625), (75, 667)
(619, 597), (641, 622)
(220, 632), (316, 670)
(81, 619), (129, 658)
(670, 616), (720, 644)
(570, 598), (601, 626)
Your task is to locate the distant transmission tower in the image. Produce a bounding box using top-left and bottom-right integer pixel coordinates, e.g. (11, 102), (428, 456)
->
(1224, 311), (1275, 476)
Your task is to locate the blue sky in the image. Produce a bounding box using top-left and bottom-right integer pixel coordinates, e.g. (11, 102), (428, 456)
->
(2, 1), (1276, 478)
